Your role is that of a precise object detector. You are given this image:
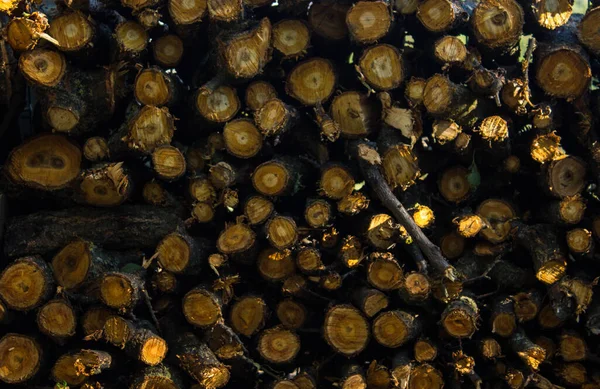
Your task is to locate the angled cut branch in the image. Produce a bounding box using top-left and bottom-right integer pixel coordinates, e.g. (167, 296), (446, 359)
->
(350, 141), (458, 281)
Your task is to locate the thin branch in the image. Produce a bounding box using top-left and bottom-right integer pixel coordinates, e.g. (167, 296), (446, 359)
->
(141, 288), (161, 334)
(350, 141), (458, 281)
(521, 37), (537, 107)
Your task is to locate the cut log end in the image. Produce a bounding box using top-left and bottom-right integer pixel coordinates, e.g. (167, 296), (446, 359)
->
(438, 166), (471, 203)
(83, 137), (110, 162)
(131, 365), (182, 389)
(253, 161), (290, 196)
(415, 339), (438, 362)
(51, 240), (92, 290)
(157, 233), (193, 273)
(557, 363), (587, 386)
(246, 81), (278, 111)
(277, 299), (307, 329)
(440, 232), (465, 259)
(273, 20), (310, 58)
(545, 156), (586, 198)
(533, 0), (572, 30)
(217, 223), (256, 255)
(223, 119), (263, 158)
(152, 145), (186, 181)
(359, 44), (404, 91)
(566, 228), (592, 254)
(230, 296), (267, 336)
(77, 163), (130, 207)
(0, 257), (53, 311)
(305, 199), (332, 228)
(512, 292), (540, 322)
(434, 36), (468, 65)
(536, 49), (591, 100)
(255, 98), (291, 137)
(196, 85), (240, 123)
(168, 0), (207, 25)
(19, 49), (66, 87)
(417, 0), (460, 33)
(365, 215), (398, 250)
(258, 326), (301, 364)
(323, 305), (369, 356)
(52, 353), (88, 386)
(49, 11), (94, 51)
(103, 316), (133, 348)
(477, 199), (515, 244)
(382, 145), (420, 191)
(472, 0), (524, 50)
(100, 273), (138, 310)
(367, 256), (403, 291)
(115, 21), (148, 54)
(481, 338), (502, 359)
(137, 9), (162, 28)
(245, 196), (274, 225)
(135, 68), (173, 106)
(139, 333), (168, 365)
(373, 310), (419, 348)
(37, 299), (77, 339)
(182, 288), (222, 327)
(189, 178), (217, 204)
(331, 91), (377, 138)
(531, 132), (564, 164)
(128, 106), (175, 153)
(221, 18), (271, 79)
(208, 0), (243, 22)
(309, 3), (349, 40)
(0, 334), (41, 384)
(321, 165), (355, 200)
(258, 248), (295, 282)
(82, 306), (113, 337)
(412, 205), (435, 229)
(409, 364), (443, 389)
(297, 247), (324, 273)
(559, 332), (586, 362)
(347, 1), (391, 43)
(403, 272), (431, 300)
(153, 35), (184, 67)
(558, 196), (586, 224)
(286, 58), (336, 106)
(579, 7), (600, 56)
(442, 298), (478, 338)
(5, 134), (82, 190)
(406, 77), (426, 106)
(479, 116), (509, 144)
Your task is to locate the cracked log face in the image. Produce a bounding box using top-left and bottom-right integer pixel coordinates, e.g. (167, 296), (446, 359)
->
(471, 0), (523, 50)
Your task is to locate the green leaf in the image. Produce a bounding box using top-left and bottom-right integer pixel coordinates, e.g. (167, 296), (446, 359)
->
(467, 158), (480, 190)
(121, 263), (143, 273)
(353, 181), (365, 191)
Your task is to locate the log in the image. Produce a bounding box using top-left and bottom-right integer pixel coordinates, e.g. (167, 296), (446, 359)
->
(4, 205), (182, 257)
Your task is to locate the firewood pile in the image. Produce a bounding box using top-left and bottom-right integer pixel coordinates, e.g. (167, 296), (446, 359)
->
(2, 0), (600, 388)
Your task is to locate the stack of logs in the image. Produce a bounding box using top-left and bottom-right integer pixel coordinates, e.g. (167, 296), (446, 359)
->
(2, 0), (600, 388)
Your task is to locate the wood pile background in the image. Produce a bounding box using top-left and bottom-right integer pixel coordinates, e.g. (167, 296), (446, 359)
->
(2, 0), (600, 388)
